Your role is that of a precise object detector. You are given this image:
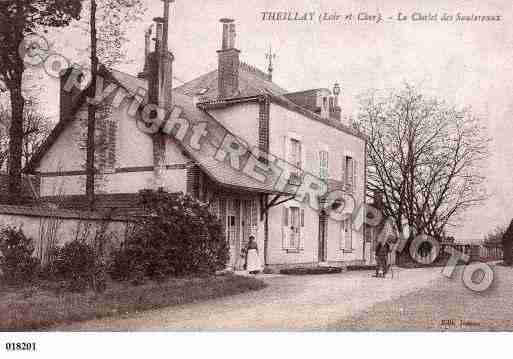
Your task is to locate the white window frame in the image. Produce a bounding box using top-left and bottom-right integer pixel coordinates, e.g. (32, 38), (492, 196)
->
(340, 217), (353, 251)
(318, 143), (329, 181)
(282, 202), (305, 252)
(343, 154), (354, 192)
(285, 132), (304, 185)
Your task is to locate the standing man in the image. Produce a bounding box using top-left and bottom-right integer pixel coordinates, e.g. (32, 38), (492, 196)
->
(375, 238), (391, 277)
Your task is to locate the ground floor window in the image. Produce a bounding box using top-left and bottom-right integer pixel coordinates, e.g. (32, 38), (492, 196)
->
(340, 218), (352, 250)
(282, 205), (305, 251)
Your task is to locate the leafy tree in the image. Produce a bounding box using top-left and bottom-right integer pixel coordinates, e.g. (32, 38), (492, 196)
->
(109, 191), (229, 283)
(483, 224), (506, 246)
(0, 0), (83, 201)
(358, 84), (490, 250)
(75, 0), (147, 68)
(502, 219), (513, 266)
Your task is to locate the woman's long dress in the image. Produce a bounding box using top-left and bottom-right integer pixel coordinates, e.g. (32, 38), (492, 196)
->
(246, 248), (262, 272)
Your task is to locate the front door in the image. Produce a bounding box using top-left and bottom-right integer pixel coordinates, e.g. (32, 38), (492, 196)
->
(226, 199), (240, 269)
(318, 211), (328, 262)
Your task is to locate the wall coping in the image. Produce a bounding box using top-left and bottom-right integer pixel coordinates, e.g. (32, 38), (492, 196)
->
(0, 204), (135, 222)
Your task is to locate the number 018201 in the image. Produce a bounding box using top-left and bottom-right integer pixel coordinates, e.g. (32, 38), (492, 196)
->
(5, 342), (36, 351)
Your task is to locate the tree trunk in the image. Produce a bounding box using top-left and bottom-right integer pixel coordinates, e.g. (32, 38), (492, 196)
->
(8, 82), (24, 203)
(503, 240), (512, 266)
(86, 0), (98, 209)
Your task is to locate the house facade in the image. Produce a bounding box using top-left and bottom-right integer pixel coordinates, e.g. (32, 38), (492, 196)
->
(26, 18), (368, 269)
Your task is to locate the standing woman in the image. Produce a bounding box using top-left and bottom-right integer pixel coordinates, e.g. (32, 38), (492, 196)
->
(245, 235), (262, 274)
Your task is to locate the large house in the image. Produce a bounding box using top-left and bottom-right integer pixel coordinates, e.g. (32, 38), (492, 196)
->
(26, 17), (368, 269)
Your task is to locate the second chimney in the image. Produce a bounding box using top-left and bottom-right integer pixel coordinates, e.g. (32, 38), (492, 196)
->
(217, 18), (240, 99)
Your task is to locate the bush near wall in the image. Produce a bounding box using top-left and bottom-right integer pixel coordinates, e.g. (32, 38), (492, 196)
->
(109, 190), (229, 283)
(49, 240), (97, 292)
(0, 227), (40, 286)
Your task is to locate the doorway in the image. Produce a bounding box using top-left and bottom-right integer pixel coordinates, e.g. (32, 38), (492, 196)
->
(318, 211), (328, 262)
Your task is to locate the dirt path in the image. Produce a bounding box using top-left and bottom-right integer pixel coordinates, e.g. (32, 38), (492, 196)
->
(331, 264), (513, 331)
(55, 267), (445, 331)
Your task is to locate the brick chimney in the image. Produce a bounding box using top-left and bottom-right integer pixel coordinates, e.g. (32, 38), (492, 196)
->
(146, 0), (174, 189)
(137, 26), (153, 79)
(217, 18), (240, 99)
(59, 67), (83, 121)
(330, 82), (342, 121)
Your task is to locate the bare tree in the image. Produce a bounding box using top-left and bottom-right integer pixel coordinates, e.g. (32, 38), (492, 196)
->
(358, 84), (490, 245)
(0, 98), (52, 170)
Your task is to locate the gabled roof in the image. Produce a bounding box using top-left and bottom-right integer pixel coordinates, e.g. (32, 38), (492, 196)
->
(107, 68), (297, 194)
(174, 64), (365, 139)
(26, 62), (364, 195)
(26, 66), (292, 195)
(174, 62), (288, 99)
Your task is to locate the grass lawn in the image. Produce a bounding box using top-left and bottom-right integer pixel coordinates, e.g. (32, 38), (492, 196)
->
(0, 274), (266, 331)
(330, 265), (513, 331)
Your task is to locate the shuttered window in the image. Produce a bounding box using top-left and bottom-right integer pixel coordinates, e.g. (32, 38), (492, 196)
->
(340, 218), (353, 250)
(353, 160), (358, 194)
(282, 206), (289, 249)
(319, 150), (329, 180)
(289, 138), (302, 182)
(344, 156), (354, 191)
(282, 206), (303, 251)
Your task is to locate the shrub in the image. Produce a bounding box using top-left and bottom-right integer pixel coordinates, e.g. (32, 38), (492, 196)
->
(0, 227), (40, 286)
(109, 190), (229, 283)
(346, 264), (377, 271)
(279, 266), (343, 275)
(51, 240), (96, 292)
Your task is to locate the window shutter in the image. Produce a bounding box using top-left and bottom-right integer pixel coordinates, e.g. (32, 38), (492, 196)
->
(299, 208), (305, 249)
(325, 151), (329, 179)
(282, 206), (289, 249)
(251, 200), (258, 225)
(211, 198), (220, 218)
(251, 200), (258, 236)
(352, 159), (357, 194)
(345, 219), (353, 250)
(234, 199), (241, 244)
(319, 151), (322, 178)
(220, 198), (227, 232)
(283, 135), (290, 180)
(341, 155), (346, 188)
(340, 220), (345, 250)
(319, 151), (329, 180)
(300, 141), (305, 176)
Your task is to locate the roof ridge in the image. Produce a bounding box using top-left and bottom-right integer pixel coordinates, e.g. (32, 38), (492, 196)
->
(238, 61), (271, 81)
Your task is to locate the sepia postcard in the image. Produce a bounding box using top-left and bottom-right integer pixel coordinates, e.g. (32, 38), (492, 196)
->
(0, 0), (512, 356)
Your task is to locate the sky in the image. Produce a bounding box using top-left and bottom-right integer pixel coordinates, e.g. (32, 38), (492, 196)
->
(32, 0), (513, 242)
